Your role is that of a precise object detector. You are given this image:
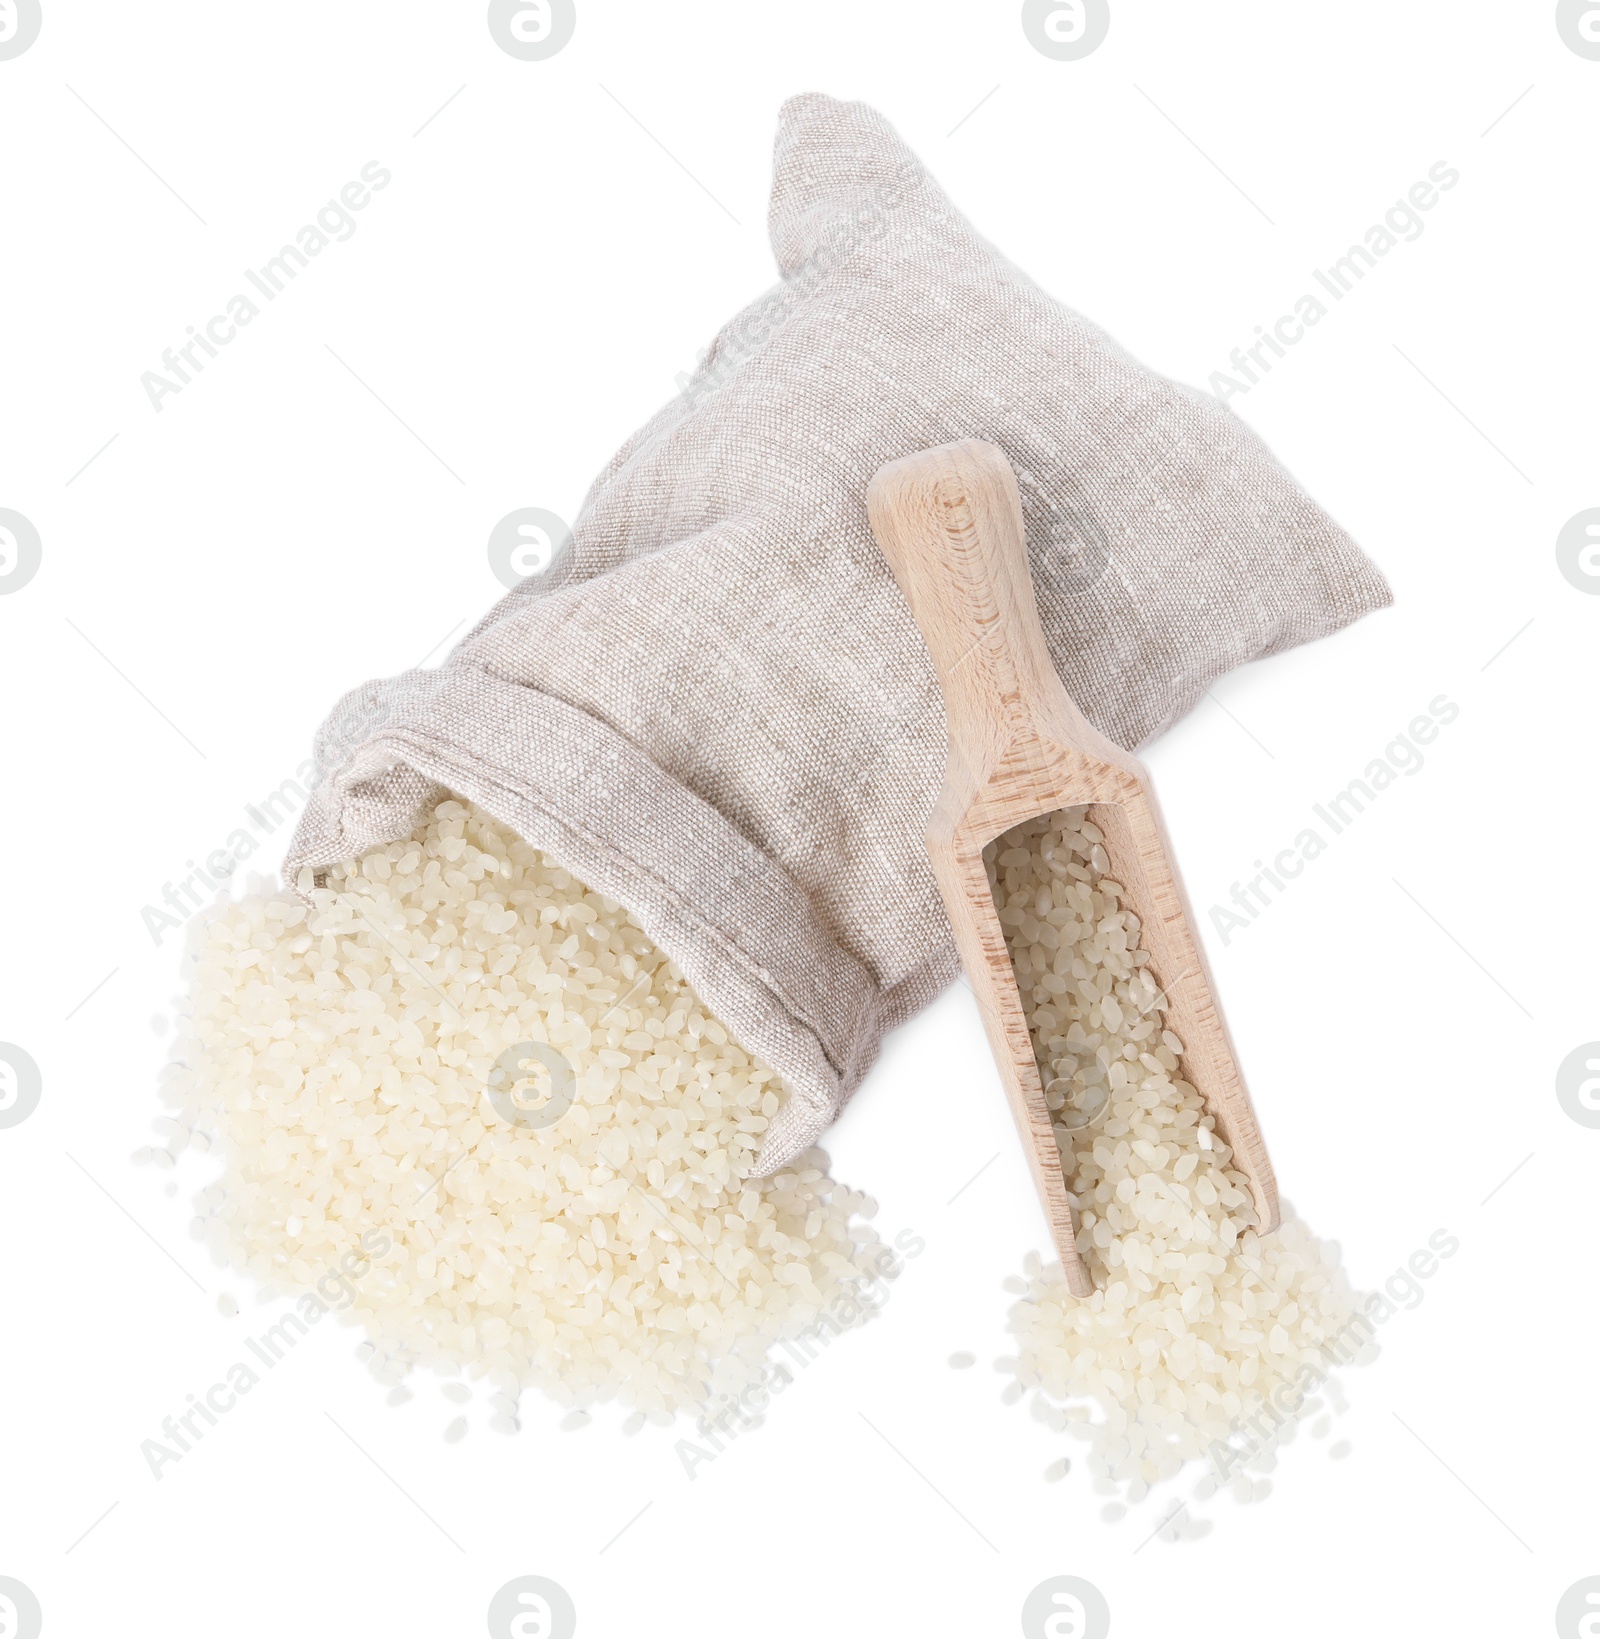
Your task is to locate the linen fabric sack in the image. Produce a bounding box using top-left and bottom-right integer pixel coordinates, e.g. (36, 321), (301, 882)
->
(286, 93), (1391, 1172)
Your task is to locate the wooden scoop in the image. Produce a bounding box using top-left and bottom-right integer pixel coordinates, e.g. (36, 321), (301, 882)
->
(867, 439), (1279, 1298)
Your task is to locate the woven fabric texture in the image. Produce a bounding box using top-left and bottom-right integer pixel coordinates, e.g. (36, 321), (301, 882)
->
(285, 93), (1391, 1171)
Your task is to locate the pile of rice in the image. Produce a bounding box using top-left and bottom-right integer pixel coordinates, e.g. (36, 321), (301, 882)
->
(159, 787), (1366, 1481)
(985, 809), (1368, 1523)
(164, 797), (882, 1421)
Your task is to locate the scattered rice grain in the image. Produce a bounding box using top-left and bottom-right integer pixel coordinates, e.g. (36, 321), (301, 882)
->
(987, 811), (1366, 1507)
(165, 798), (887, 1421)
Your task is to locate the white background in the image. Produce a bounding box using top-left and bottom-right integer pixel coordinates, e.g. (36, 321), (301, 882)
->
(2, 2), (1596, 1634)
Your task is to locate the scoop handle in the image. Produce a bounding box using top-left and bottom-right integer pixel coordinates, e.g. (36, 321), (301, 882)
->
(869, 442), (1281, 1247)
(866, 439), (1093, 754)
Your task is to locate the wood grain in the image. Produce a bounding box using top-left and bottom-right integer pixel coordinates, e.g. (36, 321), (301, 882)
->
(867, 439), (1280, 1298)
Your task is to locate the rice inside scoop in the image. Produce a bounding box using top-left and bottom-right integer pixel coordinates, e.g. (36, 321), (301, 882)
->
(988, 809), (1368, 1504)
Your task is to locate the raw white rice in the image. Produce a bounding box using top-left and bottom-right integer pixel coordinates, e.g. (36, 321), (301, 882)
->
(166, 797), (885, 1418)
(985, 809), (1367, 1505)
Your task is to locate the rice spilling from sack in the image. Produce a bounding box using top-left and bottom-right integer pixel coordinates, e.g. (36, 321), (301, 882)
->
(165, 797), (885, 1416)
(985, 809), (1369, 1510)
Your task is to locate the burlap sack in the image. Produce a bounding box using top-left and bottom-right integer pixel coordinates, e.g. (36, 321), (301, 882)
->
(286, 93), (1390, 1172)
